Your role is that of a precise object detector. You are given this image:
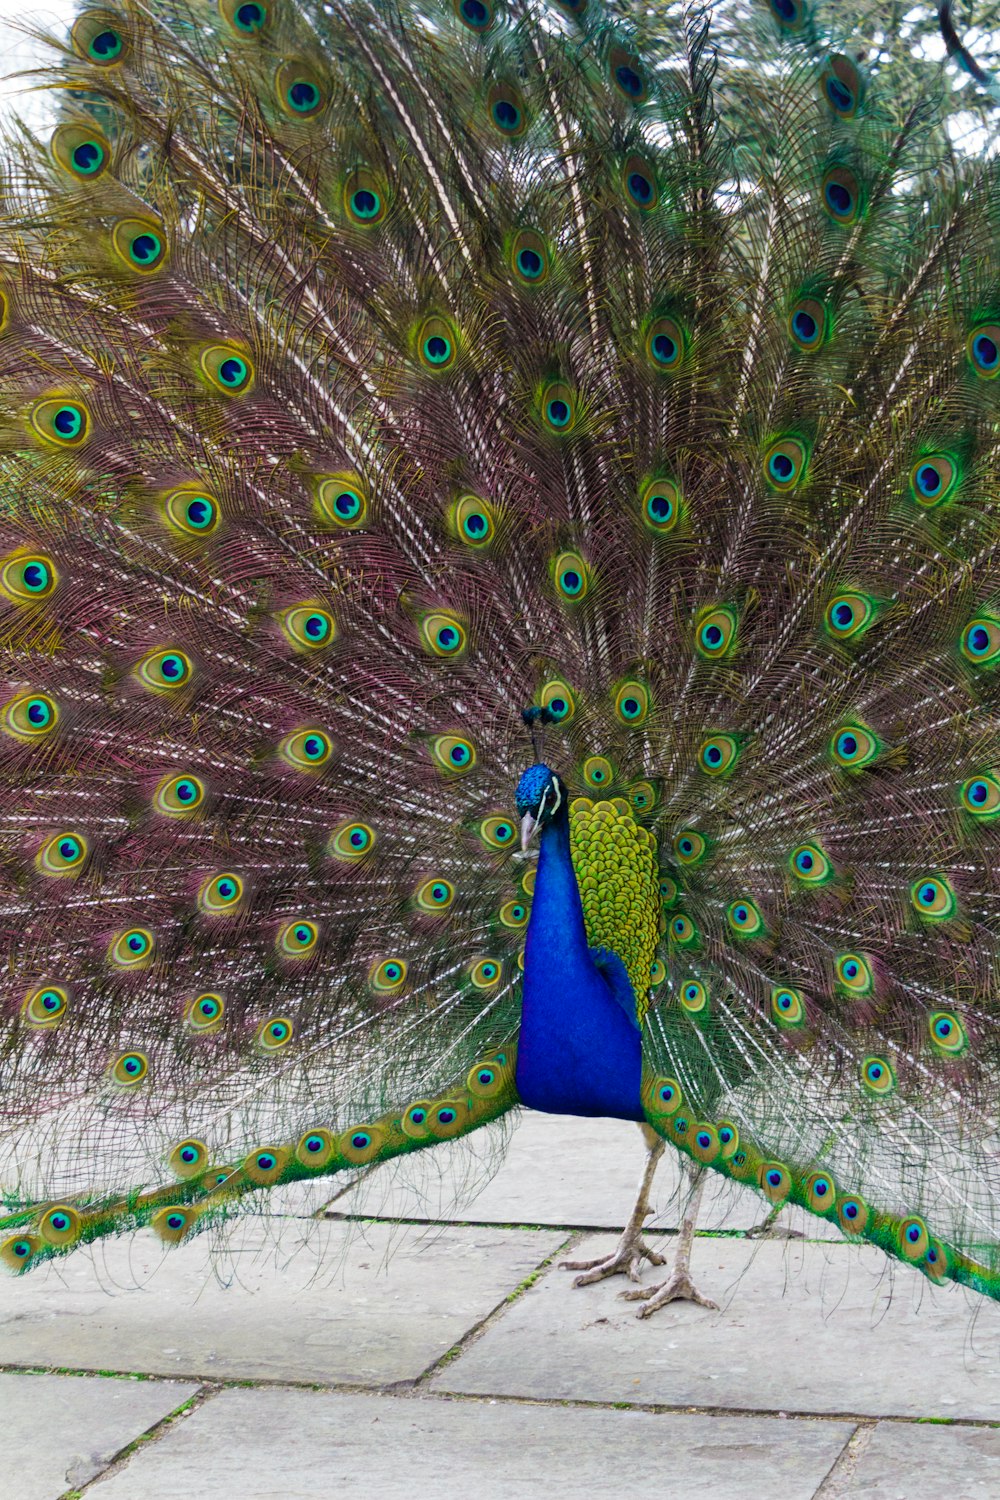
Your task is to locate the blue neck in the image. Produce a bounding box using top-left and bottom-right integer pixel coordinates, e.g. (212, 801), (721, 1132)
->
(514, 805), (644, 1121)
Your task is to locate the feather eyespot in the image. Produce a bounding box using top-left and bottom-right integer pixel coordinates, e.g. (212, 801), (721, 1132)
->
(315, 473), (368, 528)
(836, 1192), (869, 1235)
(280, 604), (336, 652)
(669, 913), (699, 948)
(960, 615), (1000, 666)
(614, 680), (649, 725)
(163, 487), (221, 538)
(679, 979), (708, 1014)
(22, 985), (69, 1028)
(551, 550), (589, 601)
(763, 436), (808, 491)
(829, 721), (880, 769)
(136, 647), (194, 694)
(72, 11), (127, 65)
(960, 772), (1000, 819)
(760, 1162), (792, 1203)
(909, 454), (959, 508)
(108, 927), (155, 968)
(804, 1171), (836, 1214)
(256, 1016), (294, 1050)
(242, 1146), (290, 1183)
(770, 987), (805, 1029)
(279, 727), (333, 771)
(454, 0), (494, 31)
(582, 755), (613, 789)
(36, 831), (89, 878)
(821, 165), (862, 225)
(835, 952), (874, 996)
(789, 842), (832, 885)
(295, 1128), (336, 1168)
(38, 1204), (83, 1247)
(111, 218), (168, 274)
(219, 0), (271, 36)
(646, 316), (685, 371)
(369, 958), (407, 994)
(824, 590), (877, 640)
(184, 993), (224, 1033)
(29, 397), (89, 448)
(968, 324), (1000, 378)
(767, 0), (807, 29)
(542, 382), (577, 433)
(51, 123), (111, 179)
(695, 605), (737, 659)
(431, 734), (476, 774)
(419, 611), (467, 658)
(344, 168), (388, 226)
(511, 229), (549, 285)
(726, 898), (764, 938)
(417, 315), (458, 371)
(821, 55), (864, 117)
(111, 1052), (149, 1087)
(479, 815), (516, 850)
(928, 1010), (967, 1056)
(628, 780), (656, 812)
(169, 1139), (209, 1179)
(198, 343), (254, 395)
(277, 920), (319, 958)
(416, 878), (456, 913)
(788, 296), (827, 352)
(539, 679), (576, 722)
(643, 1075), (683, 1117)
(673, 830), (707, 866)
(610, 46), (648, 103)
(910, 874), (957, 921)
(640, 478), (682, 535)
(469, 957), (502, 989)
(487, 83), (528, 138)
(623, 154), (658, 211)
(152, 1206), (199, 1244)
(451, 494), (497, 547)
(2, 691), (59, 742)
(898, 1216), (929, 1262)
(861, 1056), (895, 1096)
(499, 899), (529, 928)
(0, 552), (58, 604)
(697, 734), (739, 776)
(198, 872), (244, 915)
(276, 62), (327, 117)
(329, 821), (375, 861)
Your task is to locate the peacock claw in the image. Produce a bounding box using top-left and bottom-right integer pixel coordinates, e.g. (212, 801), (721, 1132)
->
(621, 1270), (720, 1318)
(560, 1231), (667, 1287)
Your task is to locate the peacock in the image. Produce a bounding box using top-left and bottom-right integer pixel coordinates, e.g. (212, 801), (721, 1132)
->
(3, 0), (1000, 1322)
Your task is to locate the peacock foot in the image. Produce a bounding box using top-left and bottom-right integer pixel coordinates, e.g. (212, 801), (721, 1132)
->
(620, 1268), (720, 1318)
(560, 1227), (667, 1287)
(744, 1208), (805, 1240)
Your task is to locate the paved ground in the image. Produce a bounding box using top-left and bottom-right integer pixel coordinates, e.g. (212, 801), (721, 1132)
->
(2, 1112), (999, 1498)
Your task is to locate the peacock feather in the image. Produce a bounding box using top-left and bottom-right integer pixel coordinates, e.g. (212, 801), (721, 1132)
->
(2, 0), (1000, 1307)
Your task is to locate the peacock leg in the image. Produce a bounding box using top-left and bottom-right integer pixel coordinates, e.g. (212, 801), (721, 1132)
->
(560, 1124), (668, 1286)
(744, 1203), (805, 1240)
(621, 1160), (719, 1317)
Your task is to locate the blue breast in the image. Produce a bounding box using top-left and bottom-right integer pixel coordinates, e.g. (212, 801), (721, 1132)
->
(515, 811), (645, 1121)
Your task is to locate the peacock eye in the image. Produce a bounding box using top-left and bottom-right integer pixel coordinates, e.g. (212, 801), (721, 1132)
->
(329, 820), (376, 861)
(540, 679), (576, 722)
(29, 397), (90, 448)
(276, 61), (327, 117)
(499, 899), (529, 928)
(640, 477), (682, 536)
(277, 920), (319, 958)
(770, 987), (805, 1028)
(511, 229), (550, 285)
(220, 0), (270, 33)
(198, 343), (254, 395)
(788, 296), (827, 352)
(610, 45), (648, 102)
(72, 11), (127, 64)
(416, 877), (456, 913)
(431, 734), (477, 774)
(821, 165), (862, 225)
(369, 958), (408, 994)
(315, 473), (368, 529)
(451, 493), (497, 547)
(679, 979), (708, 1014)
(909, 454), (959, 509)
(767, 0), (807, 29)
(837, 1193), (869, 1235)
(185, 992), (225, 1032)
(136, 647), (194, 694)
(623, 154), (658, 211)
(469, 957), (502, 989)
(726, 898), (764, 938)
(487, 83), (528, 138)
(479, 815), (516, 850)
(552, 550), (589, 601)
(960, 772), (1000, 818)
(861, 1055), (895, 1095)
(829, 721), (880, 769)
(2, 690), (60, 742)
(295, 1127), (335, 1167)
(108, 928), (155, 968)
(910, 874), (957, 921)
(36, 831), (89, 877)
(420, 611), (467, 659)
(582, 755), (613, 789)
(163, 487), (221, 538)
(928, 1010), (967, 1056)
(279, 727), (333, 771)
(695, 605), (738, 659)
(51, 123), (111, 178)
(672, 830), (707, 866)
(111, 218), (168, 274)
(669, 913), (699, 947)
(968, 323), (1000, 378)
(697, 733), (739, 776)
(659, 876), (679, 907)
(760, 1163), (791, 1203)
(820, 54), (864, 118)
(836, 951), (873, 995)
(1, 551), (58, 603)
(542, 383), (577, 434)
(763, 436), (808, 491)
(198, 872), (244, 915)
(279, 603), (335, 653)
(454, 0), (494, 32)
(614, 680), (649, 725)
(417, 315), (458, 371)
(960, 615), (1000, 667)
(645, 316), (685, 371)
(628, 780), (656, 812)
(824, 590), (877, 641)
(22, 985), (69, 1028)
(789, 842), (832, 885)
(344, 168), (388, 226)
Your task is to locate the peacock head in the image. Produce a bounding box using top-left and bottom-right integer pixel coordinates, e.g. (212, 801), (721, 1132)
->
(516, 763), (566, 850)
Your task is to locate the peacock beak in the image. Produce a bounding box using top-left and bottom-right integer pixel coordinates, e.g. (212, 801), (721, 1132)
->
(520, 811), (540, 852)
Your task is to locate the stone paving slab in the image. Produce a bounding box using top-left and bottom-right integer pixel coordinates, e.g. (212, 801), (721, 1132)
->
(0, 1372), (197, 1500)
(435, 1233), (1000, 1420)
(842, 1422), (1000, 1497)
(336, 1110), (844, 1238)
(0, 1220), (562, 1386)
(85, 1388), (855, 1500)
